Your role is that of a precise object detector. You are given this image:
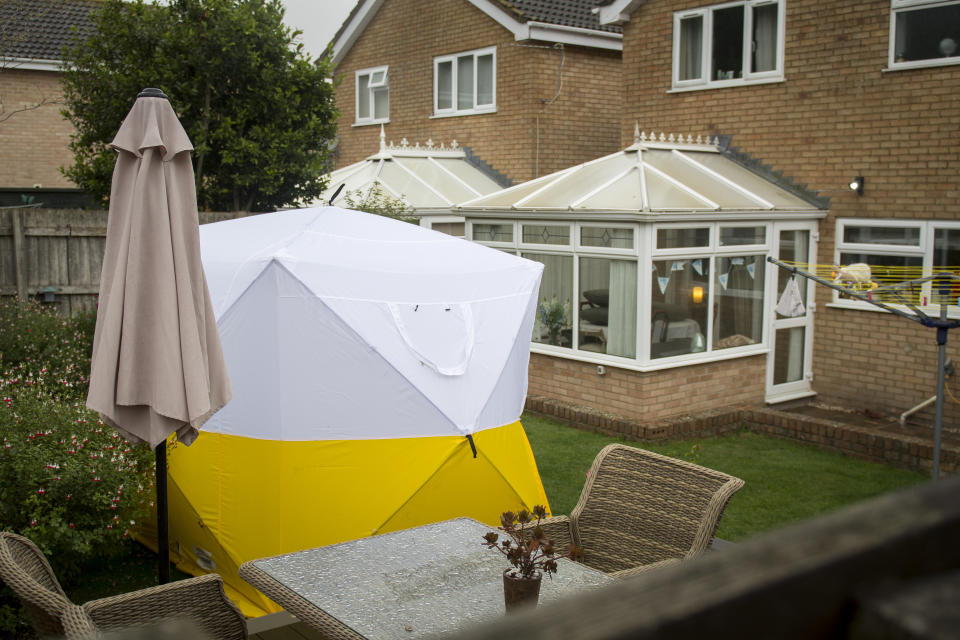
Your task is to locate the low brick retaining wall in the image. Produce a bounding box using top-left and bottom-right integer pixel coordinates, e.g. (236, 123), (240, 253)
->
(524, 395), (959, 475)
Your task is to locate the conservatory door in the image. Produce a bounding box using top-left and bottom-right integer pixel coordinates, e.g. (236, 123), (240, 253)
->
(766, 223), (817, 402)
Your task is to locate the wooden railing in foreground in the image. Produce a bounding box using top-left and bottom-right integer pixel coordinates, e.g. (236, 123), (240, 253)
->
(456, 476), (960, 640)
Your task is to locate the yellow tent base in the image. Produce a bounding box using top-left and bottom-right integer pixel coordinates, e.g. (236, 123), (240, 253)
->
(138, 421), (548, 618)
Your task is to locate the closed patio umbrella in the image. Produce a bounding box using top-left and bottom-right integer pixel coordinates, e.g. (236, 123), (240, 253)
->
(87, 88), (231, 583)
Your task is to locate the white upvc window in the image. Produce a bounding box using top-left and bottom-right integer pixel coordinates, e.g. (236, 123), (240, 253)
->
(355, 66), (389, 125)
(889, 1), (960, 70)
(470, 220), (770, 367)
(833, 219), (960, 311)
(433, 47), (496, 117)
(672, 0), (785, 91)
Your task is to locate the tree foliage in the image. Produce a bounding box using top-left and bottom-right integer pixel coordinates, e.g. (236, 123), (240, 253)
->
(341, 183), (419, 224)
(60, 0), (339, 212)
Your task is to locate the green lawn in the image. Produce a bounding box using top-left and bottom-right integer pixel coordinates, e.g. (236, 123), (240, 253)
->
(522, 412), (928, 541)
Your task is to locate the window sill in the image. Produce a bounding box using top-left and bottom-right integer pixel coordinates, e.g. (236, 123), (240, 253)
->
(883, 58), (960, 72)
(430, 108), (497, 119)
(530, 342), (768, 372)
(353, 119), (390, 127)
(667, 76), (785, 93)
(826, 300), (960, 320)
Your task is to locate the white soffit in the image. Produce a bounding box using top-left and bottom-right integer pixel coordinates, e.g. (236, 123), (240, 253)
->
(459, 131), (823, 215)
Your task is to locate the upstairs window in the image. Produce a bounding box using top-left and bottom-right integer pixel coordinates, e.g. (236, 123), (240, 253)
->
(673, 1), (784, 90)
(433, 47), (496, 117)
(890, 1), (960, 69)
(356, 66), (389, 125)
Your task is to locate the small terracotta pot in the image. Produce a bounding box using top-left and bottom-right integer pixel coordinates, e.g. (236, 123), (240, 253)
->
(502, 569), (542, 612)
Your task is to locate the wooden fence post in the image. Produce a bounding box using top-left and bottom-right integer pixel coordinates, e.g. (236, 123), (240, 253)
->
(10, 208), (27, 301)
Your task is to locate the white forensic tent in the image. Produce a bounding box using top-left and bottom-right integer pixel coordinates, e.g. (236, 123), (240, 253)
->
(160, 206), (550, 615)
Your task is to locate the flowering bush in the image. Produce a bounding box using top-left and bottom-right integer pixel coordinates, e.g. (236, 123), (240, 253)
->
(0, 300), (154, 635)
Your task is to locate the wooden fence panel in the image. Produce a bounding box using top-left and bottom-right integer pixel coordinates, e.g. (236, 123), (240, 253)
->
(1, 208), (246, 315)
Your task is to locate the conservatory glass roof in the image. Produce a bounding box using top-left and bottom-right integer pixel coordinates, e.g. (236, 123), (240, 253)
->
(458, 132), (822, 215)
(315, 127), (504, 213)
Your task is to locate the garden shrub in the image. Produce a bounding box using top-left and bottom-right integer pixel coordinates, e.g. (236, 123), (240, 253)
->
(0, 300), (154, 637)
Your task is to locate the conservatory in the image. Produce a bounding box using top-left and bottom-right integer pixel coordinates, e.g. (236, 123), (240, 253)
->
(459, 131), (827, 403)
(316, 126), (506, 236)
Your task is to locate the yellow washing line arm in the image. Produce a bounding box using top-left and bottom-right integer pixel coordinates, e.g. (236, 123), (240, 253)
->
(767, 257), (960, 326)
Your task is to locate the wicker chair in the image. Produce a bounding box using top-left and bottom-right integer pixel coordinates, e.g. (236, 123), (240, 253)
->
(0, 531), (247, 639)
(538, 443), (744, 579)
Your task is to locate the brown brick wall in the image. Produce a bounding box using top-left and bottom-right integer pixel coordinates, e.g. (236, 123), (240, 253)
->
(332, 0), (622, 183)
(0, 69), (75, 189)
(527, 351), (767, 423)
(621, 0), (960, 418)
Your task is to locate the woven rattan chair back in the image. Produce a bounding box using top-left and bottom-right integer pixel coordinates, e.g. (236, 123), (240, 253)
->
(0, 532), (73, 637)
(570, 444), (744, 573)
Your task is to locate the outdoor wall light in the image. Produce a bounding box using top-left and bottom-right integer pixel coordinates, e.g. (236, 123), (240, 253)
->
(691, 285), (704, 304)
(849, 176), (864, 195)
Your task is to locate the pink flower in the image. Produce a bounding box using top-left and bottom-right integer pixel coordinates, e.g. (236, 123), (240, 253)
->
(37, 488), (45, 495)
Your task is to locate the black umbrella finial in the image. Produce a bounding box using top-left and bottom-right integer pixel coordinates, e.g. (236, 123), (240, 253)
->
(137, 88), (169, 100)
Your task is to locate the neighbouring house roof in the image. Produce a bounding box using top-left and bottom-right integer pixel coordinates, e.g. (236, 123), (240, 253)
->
(458, 129), (826, 218)
(327, 0), (622, 66)
(0, 0), (97, 68)
(315, 126), (508, 214)
(492, 0), (622, 35)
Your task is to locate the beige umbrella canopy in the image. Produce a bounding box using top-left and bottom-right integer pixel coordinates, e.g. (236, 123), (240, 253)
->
(86, 88), (231, 582)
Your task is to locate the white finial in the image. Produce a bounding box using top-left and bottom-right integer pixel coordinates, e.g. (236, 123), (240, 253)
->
(379, 124), (386, 152)
(634, 122), (640, 145)
(668, 133), (676, 143)
(696, 135), (702, 144)
(659, 132), (666, 142)
(450, 139), (459, 149)
(426, 138), (434, 149)
(400, 137), (409, 148)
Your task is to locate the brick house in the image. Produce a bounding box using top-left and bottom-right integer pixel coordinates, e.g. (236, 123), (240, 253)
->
(0, 0), (96, 207)
(327, 0), (624, 186)
(462, 0), (960, 428)
(595, 0), (960, 424)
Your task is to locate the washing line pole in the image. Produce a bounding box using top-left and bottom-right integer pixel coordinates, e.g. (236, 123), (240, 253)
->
(766, 257), (960, 481)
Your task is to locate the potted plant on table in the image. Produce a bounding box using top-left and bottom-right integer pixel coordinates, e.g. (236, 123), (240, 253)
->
(483, 505), (581, 612)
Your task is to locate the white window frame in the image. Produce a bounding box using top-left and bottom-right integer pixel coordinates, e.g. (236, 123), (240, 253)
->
(888, 0), (960, 71)
(519, 222), (573, 249)
(671, 0), (786, 92)
(467, 220), (516, 248)
(576, 223), (639, 255)
(470, 219), (771, 370)
(355, 65), (389, 126)
(432, 46), (497, 118)
(832, 218), (960, 314)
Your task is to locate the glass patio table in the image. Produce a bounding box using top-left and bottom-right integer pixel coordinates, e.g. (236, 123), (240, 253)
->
(239, 517), (613, 640)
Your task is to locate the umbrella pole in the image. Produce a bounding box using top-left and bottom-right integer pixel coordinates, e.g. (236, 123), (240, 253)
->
(156, 444), (170, 584)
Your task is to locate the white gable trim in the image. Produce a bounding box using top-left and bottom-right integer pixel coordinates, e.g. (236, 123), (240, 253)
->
(330, 0), (387, 66)
(331, 0), (622, 66)
(597, 0), (647, 26)
(0, 57), (61, 72)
